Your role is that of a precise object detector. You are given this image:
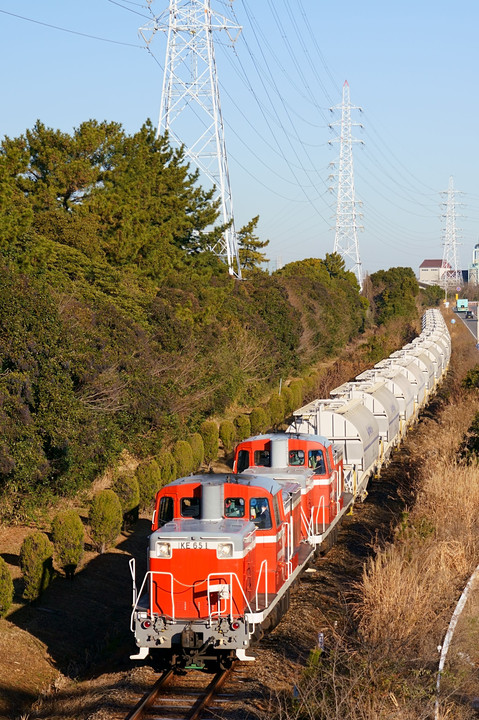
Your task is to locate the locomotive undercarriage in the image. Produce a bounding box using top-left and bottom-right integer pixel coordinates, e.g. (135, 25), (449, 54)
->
(132, 586), (292, 671)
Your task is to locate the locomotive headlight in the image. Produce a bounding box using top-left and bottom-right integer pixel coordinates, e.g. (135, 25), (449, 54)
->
(156, 541), (172, 558)
(217, 542), (233, 559)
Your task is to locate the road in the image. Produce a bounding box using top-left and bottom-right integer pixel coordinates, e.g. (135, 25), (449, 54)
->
(454, 302), (479, 341)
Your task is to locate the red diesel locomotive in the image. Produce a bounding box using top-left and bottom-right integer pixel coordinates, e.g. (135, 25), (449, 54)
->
(130, 433), (340, 669)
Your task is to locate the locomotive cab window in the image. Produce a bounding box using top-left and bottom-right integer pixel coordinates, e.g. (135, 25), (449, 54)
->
(158, 496), (174, 527)
(308, 449), (325, 474)
(250, 497), (272, 530)
(289, 449), (305, 466)
(254, 449), (270, 467)
(224, 497), (245, 518)
(237, 449), (250, 473)
(181, 497), (200, 518)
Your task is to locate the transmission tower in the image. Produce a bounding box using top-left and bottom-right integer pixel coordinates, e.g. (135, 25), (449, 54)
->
(329, 81), (364, 287)
(440, 176), (462, 295)
(140, 1), (242, 278)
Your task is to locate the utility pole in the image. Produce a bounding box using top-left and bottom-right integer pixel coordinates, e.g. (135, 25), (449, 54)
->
(329, 80), (364, 287)
(140, 1), (242, 278)
(440, 176), (462, 298)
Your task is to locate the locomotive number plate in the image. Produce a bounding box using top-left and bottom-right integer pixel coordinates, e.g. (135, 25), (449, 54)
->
(179, 541), (207, 549)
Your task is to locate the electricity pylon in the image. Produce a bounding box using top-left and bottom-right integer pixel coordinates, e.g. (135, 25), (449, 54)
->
(440, 176), (462, 295)
(329, 81), (364, 287)
(140, 1), (242, 278)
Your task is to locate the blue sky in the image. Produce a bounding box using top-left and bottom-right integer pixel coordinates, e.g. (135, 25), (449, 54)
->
(1, 0), (478, 275)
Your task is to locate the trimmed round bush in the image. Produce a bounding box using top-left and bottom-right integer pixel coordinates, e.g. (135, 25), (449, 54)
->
(289, 379), (305, 409)
(113, 474), (140, 528)
(89, 490), (123, 554)
(250, 407), (268, 436)
(20, 531), (54, 601)
(157, 450), (177, 484)
(261, 405), (271, 431)
(200, 420), (219, 464)
(188, 433), (204, 470)
(51, 509), (84, 578)
(219, 420), (236, 454)
(135, 459), (161, 511)
(0, 557), (13, 616)
(174, 440), (194, 477)
(234, 415), (251, 442)
(268, 394), (285, 428)
(280, 386), (294, 415)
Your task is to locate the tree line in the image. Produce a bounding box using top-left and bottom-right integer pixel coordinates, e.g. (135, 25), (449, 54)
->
(0, 118), (427, 517)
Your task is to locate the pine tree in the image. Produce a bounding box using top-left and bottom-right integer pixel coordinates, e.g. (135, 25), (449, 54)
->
(238, 216), (269, 272)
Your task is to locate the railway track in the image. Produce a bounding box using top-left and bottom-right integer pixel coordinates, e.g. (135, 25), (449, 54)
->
(124, 664), (236, 720)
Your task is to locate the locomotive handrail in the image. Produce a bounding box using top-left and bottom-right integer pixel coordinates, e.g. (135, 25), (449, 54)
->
(130, 570), (176, 629)
(254, 560), (268, 611)
(129, 557), (137, 607)
(206, 572), (256, 623)
(312, 497), (326, 536)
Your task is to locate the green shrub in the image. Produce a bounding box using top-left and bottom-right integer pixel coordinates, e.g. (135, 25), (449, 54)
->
(135, 459), (161, 511)
(89, 490), (123, 553)
(200, 420), (219, 464)
(280, 385), (294, 415)
(268, 394), (285, 428)
(0, 557), (13, 616)
(289, 379), (304, 409)
(188, 433), (204, 470)
(157, 450), (177, 484)
(219, 420), (236, 454)
(261, 405), (271, 431)
(249, 407), (267, 436)
(51, 509), (84, 578)
(234, 415), (251, 441)
(174, 440), (194, 477)
(19, 531), (54, 601)
(112, 474), (140, 528)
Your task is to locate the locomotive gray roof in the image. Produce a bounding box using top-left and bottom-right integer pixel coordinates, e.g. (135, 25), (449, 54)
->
(242, 431), (333, 447)
(167, 472), (284, 496)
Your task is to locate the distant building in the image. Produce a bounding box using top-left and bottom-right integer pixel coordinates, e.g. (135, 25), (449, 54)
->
(419, 259), (451, 285)
(468, 244), (479, 285)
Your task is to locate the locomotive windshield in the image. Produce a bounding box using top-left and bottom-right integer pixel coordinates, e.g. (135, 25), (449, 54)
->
(158, 496), (174, 527)
(181, 497), (200, 518)
(250, 497), (272, 530)
(224, 497), (245, 517)
(308, 449), (326, 474)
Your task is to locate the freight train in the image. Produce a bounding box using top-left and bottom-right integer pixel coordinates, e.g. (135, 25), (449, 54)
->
(129, 309), (450, 670)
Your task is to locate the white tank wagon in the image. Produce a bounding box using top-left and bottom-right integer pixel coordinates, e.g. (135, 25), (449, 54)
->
(330, 380), (400, 463)
(390, 348), (436, 401)
(374, 357), (427, 419)
(355, 367), (415, 437)
(405, 339), (445, 387)
(290, 398), (380, 499)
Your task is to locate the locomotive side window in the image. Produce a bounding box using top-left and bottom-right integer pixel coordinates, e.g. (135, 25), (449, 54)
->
(308, 449), (325, 474)
(158, 496), (174, 527)
(237, 449), (250, 473)
(289, 449), (305, 466)
(272, 494), (281, 526)
(181, 497), (200, 518)
(254, 449), (270, 466)
(225, 497), (245, 518)
(250, 497), (272, 530)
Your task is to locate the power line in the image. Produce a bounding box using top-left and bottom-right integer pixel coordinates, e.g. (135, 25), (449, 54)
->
(0, 8), (144, 47)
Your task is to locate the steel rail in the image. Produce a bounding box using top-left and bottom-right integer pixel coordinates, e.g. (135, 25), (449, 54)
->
(124, 668), (174, 720)
(187, 665), (235, 720)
